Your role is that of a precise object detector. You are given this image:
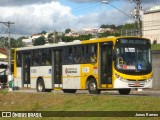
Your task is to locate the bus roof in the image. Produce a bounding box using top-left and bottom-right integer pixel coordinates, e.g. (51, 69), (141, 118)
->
(15, 36), (149, 51)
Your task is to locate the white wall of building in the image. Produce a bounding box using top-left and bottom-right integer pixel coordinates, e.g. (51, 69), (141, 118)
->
(143, 6), (160, 44)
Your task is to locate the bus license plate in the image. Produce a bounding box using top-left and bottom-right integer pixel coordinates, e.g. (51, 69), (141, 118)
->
(134, 81), (140, 86)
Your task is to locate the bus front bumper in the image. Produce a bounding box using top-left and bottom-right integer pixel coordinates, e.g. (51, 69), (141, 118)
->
(113, 77), (153, 89)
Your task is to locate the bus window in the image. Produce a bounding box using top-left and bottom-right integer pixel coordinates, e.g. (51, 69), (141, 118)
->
(62, 44), (97, 65)
(90, 45), (97, 63)
(42, 49), (51, 66)
(62, 47), (69, 65)
(17, 52), (22, 67)
(33, 50), (42, 66)
(83, 45), (97, 63)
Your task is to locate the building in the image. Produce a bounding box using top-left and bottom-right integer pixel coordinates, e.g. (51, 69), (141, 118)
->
(65, 31), (80, 37)
(82, 27), (114, 35)
(143, 6), (160, 44)
(22, 38), (33, 47)
(98, 28), (114, 33)
(22, 33), (50, 46)
(0, 48), (7, 61)
(82, 28), (98, 35)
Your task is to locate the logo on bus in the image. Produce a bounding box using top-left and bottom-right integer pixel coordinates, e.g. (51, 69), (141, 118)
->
(65, 68), (77, 74)
(137, 64), (142, 70)
(65, 68), (68, 74)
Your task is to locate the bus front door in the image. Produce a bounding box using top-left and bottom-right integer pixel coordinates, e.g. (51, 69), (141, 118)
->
(22, 53), (31, 88)
(53, 50), (62, 88)
(100, 42), (113, 88)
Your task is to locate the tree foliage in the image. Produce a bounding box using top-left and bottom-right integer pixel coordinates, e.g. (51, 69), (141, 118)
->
(100, 23), (136, 30)
(48, 33), (54, 43)
(100, 24), (116, 29)
(33, 36), (46, 46)
(40, 31), (47, 35)
(61, 34), (92, 42)
(0, 37), (25, 48)
(65, 28), (71, 33)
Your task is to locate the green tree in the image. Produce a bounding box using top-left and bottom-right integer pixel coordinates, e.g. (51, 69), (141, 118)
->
(65, 28), (71, 33)
(61, 35), (74, 42)
(48, 33), (54, 43)
(78, 34), (92, 40)
(61, 34), (93, 42)
(40, 31), (47, 35)
(100, 24), (109, 28)
(33, 36), (46, 46)
(109, 24), (116, 29)
(15, 36), (26, 47)
(123, 23), (136, 29)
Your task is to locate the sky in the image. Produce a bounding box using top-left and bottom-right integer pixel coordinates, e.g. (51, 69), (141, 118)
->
(0, 0), (159, 37)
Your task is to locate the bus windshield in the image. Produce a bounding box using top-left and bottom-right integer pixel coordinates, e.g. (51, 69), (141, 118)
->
(115, 46), (152, 74)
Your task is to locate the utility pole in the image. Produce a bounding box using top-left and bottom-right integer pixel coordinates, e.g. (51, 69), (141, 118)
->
(130, 0), (142, 37)
(54, 30), (56, 43)
(135, 0), (142, 37)
(0, 21), (15, 80)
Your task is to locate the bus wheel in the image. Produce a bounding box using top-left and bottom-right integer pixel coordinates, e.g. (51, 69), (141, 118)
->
(36, 79), (45, 92)
(88, 78), (101, 94)
(118, 89), (131, 95)
(63, 89), (77, 93)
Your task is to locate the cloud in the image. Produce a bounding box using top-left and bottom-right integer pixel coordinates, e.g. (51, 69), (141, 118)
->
(0, 0), (57, 6)
(69, 0), (100, 3)
(0, 1), (74, 35)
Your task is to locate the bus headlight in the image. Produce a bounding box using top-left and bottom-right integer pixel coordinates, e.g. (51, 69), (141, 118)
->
(115, 74), (126, 82)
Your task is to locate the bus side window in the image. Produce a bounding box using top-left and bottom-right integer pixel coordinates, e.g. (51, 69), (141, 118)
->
(33, 50), (42, 66)
(90, 45), (97, 63)
(17, 52), (22, 67)
(69, 47), (73, 64)
(82, 44), (97, 64)
(62, 47), (69, 65)
(42, 49), (51, 66)
(75, 46), (83, 64)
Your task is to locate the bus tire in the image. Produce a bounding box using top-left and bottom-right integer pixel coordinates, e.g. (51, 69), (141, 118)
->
(63, 89), (77, 93)
(118, 89), (131, 95)
(36, 78), (45, 92)
(88, 78), (101, 94)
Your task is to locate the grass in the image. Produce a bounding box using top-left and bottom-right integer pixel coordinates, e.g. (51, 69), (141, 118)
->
(0, 90), (160, 120)
(151, 44), (160, 50)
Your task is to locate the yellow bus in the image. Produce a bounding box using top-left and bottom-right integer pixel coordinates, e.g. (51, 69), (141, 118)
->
(14, 36), (153, 94)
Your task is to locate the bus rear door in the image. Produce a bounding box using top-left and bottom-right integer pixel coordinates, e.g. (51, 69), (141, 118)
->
(53, 49), (62, 88)
(22, 52), (31, 88)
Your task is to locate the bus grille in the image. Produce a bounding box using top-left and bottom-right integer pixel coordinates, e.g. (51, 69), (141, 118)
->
(128, 82), (144, 87)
